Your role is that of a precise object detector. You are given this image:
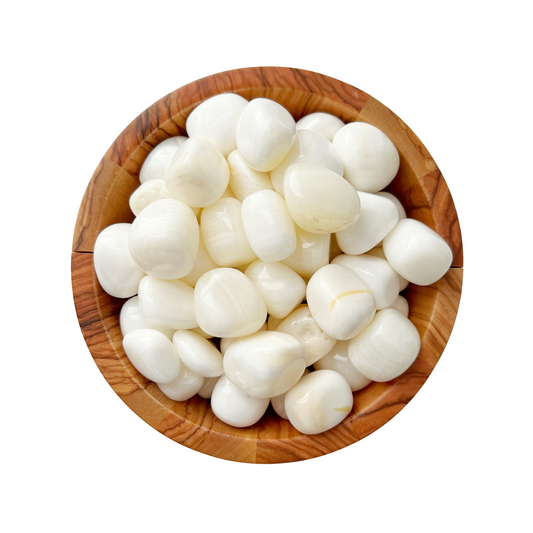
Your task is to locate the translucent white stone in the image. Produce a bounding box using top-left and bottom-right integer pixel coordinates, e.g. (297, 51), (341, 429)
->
(94, 223), (146, 298)
(307, 264), (376, 340)
(227, 150), (272, 202)
(236, 98), (296, 172)
(185, 94), (248, 157)
(157, 362), (204, 401)
(335, 192), (398, 255)
(164, 136), (230, 207)
(241, 190), (297, 262)
(388, 295), (409, 317)
(348, 309), (420, 382)
(332, 122), (400, 193)
(194, 268), (267, 338)
(172, 330), (224, 378)
(178, 230), (219, 287)
(284, 370), (353, 435)
(280, 227), (329, 280)
(200, 198), (256, 267)
(129, 179), (175, 216)
(271, 368), (310, 419)
(139, 136), (187, 184)
(296, 112), (345, 141)
(119, 296), (174, 340)
(276, 305), (337, 366)
(314, 340), (372, 391)
(383, 218), (453, 286)
(224, 331), (306, 398)
(220, 322), (268, 355)
(211, 375), (270, 428)
(376, 191), (406, 219)
(366, 246), (409, 291)
(284, 163), (360, 234)
(122, 329), (180, 383)
(128, 199), (199, 280)
(198, 376), (220, 399)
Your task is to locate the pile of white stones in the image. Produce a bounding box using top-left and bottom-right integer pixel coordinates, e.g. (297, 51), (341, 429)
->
(93, 94), (453, 435)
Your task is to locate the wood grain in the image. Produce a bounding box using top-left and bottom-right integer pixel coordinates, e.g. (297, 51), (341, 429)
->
(71, 66), (464, 463)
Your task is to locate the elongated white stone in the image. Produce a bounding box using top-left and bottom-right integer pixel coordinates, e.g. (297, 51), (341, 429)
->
(94, 223), (146, 298)
(241, 190), (297, 262)
(281, 227), (330, 279)
(348, 309), (420, 382)
(388, 295), (409, 317)
(139, 136), (187, 184)
(271, 368), (310, 419)
(172, 330), (224, 378)
(332, 122), (400, 193)
(227, 150), (273, 202)
(296, 112), (345, 141)
(198, 376), (221, 399)
(178, 230), (219, 287)
(119, 296), (175, 340)
(157, 362), (204, 401)
(129, 179), (175, 216)
(366, 246), (409, 291)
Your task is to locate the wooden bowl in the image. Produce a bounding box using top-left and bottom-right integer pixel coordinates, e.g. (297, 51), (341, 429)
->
(71, 66), (463, 463)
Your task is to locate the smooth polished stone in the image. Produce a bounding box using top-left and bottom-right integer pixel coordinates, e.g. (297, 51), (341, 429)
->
(348, 309), (420, 382)
(271, 368), (310, 419)
(139, 136), (187, 184)
(236, 98), (296, 172)
(119, 296), (175, 340)
(194, 268), (267, 338)
(220, 322), (268, 355)
(244, 260), (306, 319)
(383, 218), (453, 286)
(227, 150), (273, 202)
(129, 179), (175, 216)
(335, 192), (398, 255)
(332, 254), (400, 310)
(284, 370), (353, 435)
(284, 163), (360, 234)
(172, 330), (224, 378)
(366, 246), (409, 291)
(307, 264), (376, 340)
(242, 190), (297, 262)
(211, 375), (270, 428)
(128, 199), (199, 280)
(332, 122), (400, 193)
(314, 340), (372, 391)
(157, 361), (204, 401)
(198, 376), (221, 399)
(164, 136), (230, 207)
(201, 198), (257, 267)
(376, 191), (406, 220)
(94, 223), (146, 298)
(224, 331), (306, 398)
(276, 305), (337, 366)
(122, 329), (180, 383)
(296, 112), (345, 141)
(185, 94), (248, 157)
(178, 230), (219, 287)
(281, 227), (330, 279)
(388, 295), (409, 317)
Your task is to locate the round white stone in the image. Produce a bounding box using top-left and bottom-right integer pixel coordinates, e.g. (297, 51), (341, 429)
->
(388, 295), (409, 317)
(271, 368), (311, 419)
(139, 136), (187, 184)
(157, 362), (204, 401)
(172, 330), (223, 378)
(227, 150), (273, 202)
(119, 296), (175, 340)
(296, 112), (345, 141)
(281, 227), (330, 279)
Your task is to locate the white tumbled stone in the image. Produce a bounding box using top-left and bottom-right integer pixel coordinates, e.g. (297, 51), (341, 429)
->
(157, 361), (204, 401)
(178, 230), (219, 287)
(227, 150), (273, 202)
(376, 191), (407, 220)
(281, 227), (330, 280)
(220, 322), (267, 356)
(271, 368), (311, 419)
(139, 136), (187, 184)
(119, 296), (175, 340)
(296, 112), (345, 141)
(388, 295), (409, 317)
(366, 246), (409, 291)
(172, 330), (224, 378)
(129, 179), (175, 216)
(198, 376), (221, 399)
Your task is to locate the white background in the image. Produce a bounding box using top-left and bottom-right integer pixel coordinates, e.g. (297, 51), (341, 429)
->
(2, 1), (531, 531)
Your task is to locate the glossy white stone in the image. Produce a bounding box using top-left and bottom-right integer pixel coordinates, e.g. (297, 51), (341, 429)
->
(119, 296), (175, 340)
(376, 191), (406, 219)
(129, 179), (175, 216)
(348, 309), (420, 382)
(335, 192), (398, 255)
(200, 198), (257, 267)
(224, 331), (306, 398)
(332, 122), (400, 193)
(122, 329), (180, 383)
(366, 246), (409, 291)
(281, 227), (330, 279)
(211, 375), (270, 428)
(172, 330), (224, 378)
(271, 368), (310, 419)
(388, 295), (409, 317)
(198, 376), (220, 399)
(244, 260), (306, 319)
(306, 264), (376, 340)
(220, 322), (268, 355)
(284, 370), (353, 435)
(236, 98), (296, 172)
(185, 94), (248, 157)
(314, 340), (372, 391)
(164, 136), (230, 207)
(296, 112), (345, 141)
(139, 136), (187, 184)
(227, 150), (273, 202)
(157, 362), (204, 401)
(383, 218), (453, 286)
(276, 305), (337, 366)
(128, 199), (199, 280)
(241, 190), (297, 262)
(178, 230), (219, 287)
(284, 163), (360, 234)
(194, 268), (267, 338)
(94, 223), (146, 298)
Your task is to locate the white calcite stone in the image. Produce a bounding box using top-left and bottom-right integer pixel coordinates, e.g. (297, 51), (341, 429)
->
(376, 191), (407, 219)
(383, 218), (453, 286)
(348, 309), (420, 382)
(211, 375), (270, 428)
(129, 179), (175, 216)
(271, 368), (310, 419)
(332, 254), (400, 310)
(224, 331), (306, 398)
(198, 376), (221, 399)
(284, 370), (353, 435)
(220, 322), (268, 355)
(157, 362), (204, 401)
(172, 330), (224, 378)
(366, 246), (409, 291)
(227, 150), (273, 202)
(122, 329), (180, 383)
(281, 227), (330, 280)
(94, 223), (146, 299)
(178, 230), (219, 287)
(296, 112), (345, 141)
(194, 268), (267, 338)
(185, 94), (248, 157)
(119, 296), (175, 340)
(139, 136), (187, 184)
(307, 264), (376, 340)
(164, 136), (230, 207)
(388, 295), (409, 317)
(236, 98), (296, 172)
(314, 340), (372, 392)
(335, 192), (398, 255)
(284, 163), (360, 234)
(276, 305), (337, 366)
(332, 122), (400, 193)
(200, 198), (257, 267)
(128, 199), (199, 280)
(138, 276), (197, 330)
(241, 190), (297, 262)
